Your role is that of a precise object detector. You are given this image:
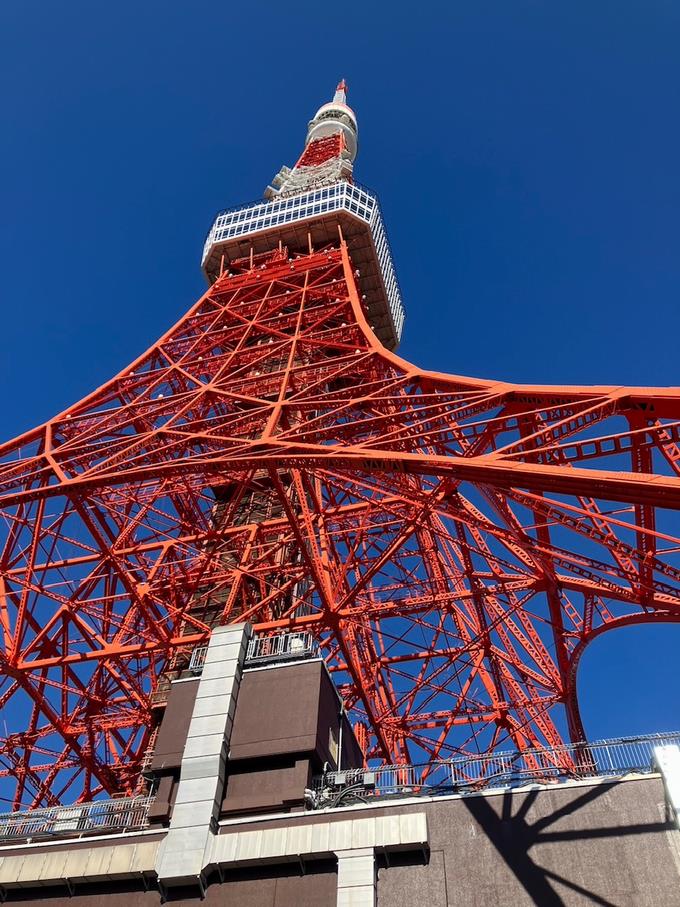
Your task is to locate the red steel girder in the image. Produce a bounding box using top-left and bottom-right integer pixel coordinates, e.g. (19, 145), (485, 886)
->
(0, 243), (679, 807)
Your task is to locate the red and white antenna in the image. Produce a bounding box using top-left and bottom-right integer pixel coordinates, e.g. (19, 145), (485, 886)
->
(265, 81), (358, 197)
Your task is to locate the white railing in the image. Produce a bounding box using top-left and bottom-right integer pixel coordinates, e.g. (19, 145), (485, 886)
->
(182, 632), (319, 677)
(0, 796), (154, 843)
(312, 732), (680, 805)
(188, 645), (208, 673)
(245, 630), (319, 666)
(446, 734), (680, 789)
(203, 182), (375, 257)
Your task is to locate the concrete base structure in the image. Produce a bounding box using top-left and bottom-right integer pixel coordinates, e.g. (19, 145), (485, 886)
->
(0, 626), (679, 905)
(0, 775), (679, 904)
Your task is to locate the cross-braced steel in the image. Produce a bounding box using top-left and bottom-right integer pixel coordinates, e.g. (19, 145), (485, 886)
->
(1, 85), (679, 808)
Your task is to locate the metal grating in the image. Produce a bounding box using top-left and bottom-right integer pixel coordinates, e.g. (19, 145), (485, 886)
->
(245, 631), (319, 666)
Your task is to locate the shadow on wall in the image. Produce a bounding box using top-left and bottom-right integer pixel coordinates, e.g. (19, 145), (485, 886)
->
(461, 784), (676, 907)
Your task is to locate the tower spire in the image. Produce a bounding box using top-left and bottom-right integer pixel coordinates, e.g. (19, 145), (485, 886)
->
(334, 78), (348, 105)
(264, 81), (358, 199)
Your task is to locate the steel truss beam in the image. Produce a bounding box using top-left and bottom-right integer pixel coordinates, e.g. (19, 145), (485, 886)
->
(0, 243), (679, 806)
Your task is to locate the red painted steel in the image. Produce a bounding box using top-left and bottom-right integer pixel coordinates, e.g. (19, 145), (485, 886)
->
(1, 98), (680, 808)
(295, 133), (346, 169)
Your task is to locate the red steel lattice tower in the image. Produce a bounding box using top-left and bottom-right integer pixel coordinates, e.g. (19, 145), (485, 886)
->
(1, 82), (680, 808)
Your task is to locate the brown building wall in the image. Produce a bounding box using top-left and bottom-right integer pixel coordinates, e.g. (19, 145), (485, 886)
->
(229, 662), (324, 760)
(221, 660), (362, 815)
(378, 776), (680, 907)
(2, 776), (678, 906)
(221, 757), (312, 815)
(228, 660), (360, 768)
(149, 679), (199, 773)
(2, 865), (337, 907)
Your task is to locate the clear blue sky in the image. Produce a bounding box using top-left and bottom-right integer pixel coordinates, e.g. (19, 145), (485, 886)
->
(1, 1), (679, 741)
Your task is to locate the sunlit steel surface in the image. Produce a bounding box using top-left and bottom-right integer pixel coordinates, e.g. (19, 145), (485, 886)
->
(0, 82), (679, 810)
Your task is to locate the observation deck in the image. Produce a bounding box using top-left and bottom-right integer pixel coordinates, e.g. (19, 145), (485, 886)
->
(201, 182), (405, 350)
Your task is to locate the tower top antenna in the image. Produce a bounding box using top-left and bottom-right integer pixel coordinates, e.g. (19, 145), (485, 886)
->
(305, 81), (358, 161)
(334, 79), (348, 104)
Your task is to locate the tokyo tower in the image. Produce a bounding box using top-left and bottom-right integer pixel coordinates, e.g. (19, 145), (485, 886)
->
(1, 81), (679, 810)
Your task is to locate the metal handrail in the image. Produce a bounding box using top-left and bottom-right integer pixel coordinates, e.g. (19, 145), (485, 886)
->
(312, 732), (680, 803)
(177, 632), (320, 679)
(246, 631), (319, 666)
(189, 645), (209, 673)
(202, 182), (376, 266)
(0, 795), (154, 843)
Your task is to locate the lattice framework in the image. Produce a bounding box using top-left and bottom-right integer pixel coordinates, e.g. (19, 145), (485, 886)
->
(1, 239), (679, 808)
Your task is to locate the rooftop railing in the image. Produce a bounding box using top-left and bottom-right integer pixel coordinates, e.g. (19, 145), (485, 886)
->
(311, 732), (680, 807)
(0, 796), (154, 844)
(188, 644), (209, 674)
(156, 631), (320, 689)
(245, 630), (319, 666)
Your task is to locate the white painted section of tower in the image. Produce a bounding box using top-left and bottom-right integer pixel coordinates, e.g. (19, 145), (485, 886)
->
(655, 744), (680, 828)
(334, 80), (349, 105)
(155, 622), (252, 890)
